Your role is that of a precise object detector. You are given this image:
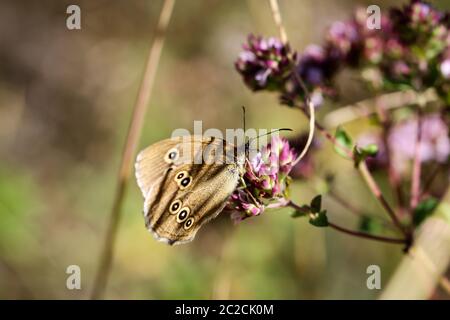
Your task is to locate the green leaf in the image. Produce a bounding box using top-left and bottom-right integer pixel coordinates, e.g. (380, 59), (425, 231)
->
(310, 195), (322, 213)
(334, 126), (353, 159)
(413, 197), (439, 227)
(359, 216), (383, 233)
(361, 143), (379, 156)
(353, 143), (379, 167)
(309, 210), (329, 227)
(291, 205), (311, 218)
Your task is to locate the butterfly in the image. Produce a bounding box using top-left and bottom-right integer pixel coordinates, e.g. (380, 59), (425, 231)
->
(135, 135), (246, 245)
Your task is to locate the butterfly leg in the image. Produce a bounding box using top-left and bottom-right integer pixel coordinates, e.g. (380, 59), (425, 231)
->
(244, 187), (260, 207)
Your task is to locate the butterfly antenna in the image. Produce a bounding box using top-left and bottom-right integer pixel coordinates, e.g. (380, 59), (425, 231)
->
(253, 128), (292, 141)
(242, 106), (246, 133)
(242, 106), (249, 158)
(245, 128), (290, 152)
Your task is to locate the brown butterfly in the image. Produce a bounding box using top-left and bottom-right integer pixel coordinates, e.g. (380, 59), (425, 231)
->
(135, 135), (245, 245)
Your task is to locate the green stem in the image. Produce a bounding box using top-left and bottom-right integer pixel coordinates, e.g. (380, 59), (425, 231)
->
(358, 162), (410, 240)
(288, 201), (407, 245)
(410, 110), (423, 210)
(328, 222), (407, 245)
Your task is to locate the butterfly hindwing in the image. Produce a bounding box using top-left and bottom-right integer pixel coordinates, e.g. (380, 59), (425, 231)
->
(143, 162), (241, 244)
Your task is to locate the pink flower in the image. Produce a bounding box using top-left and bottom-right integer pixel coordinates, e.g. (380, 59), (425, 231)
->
(441, 59), (450, 78)
(235, 35), (296, 91)
(226, 136), (297, 221)
(357, 113), (450, 175)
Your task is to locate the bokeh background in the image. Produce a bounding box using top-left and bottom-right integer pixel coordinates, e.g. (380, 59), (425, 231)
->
(0, 0), (448, 299)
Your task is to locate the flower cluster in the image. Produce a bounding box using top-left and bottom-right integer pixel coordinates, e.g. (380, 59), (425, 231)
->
(389, 113), (450, 173)
(325, 7), (393, 66)
(280, 45), (339, 106)
(235, 35), (296, 92)
(357, 113), (450, 175)
(226, 136), (297, 222)
(235, 1), (450, 106)
(327, 1), (450, 100)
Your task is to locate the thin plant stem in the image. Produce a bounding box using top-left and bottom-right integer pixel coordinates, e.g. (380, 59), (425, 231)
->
(293, 100), (315, 165)
(324, 187), (396, 230)
(376, 98), (405, 212)
(268, 0), (288, 43)
(358, 162), (409, 239)
(327, 189), (387, 223)
(439, 276), (450, 296)
(419, 110), (450, 199)
(421, 163), (441, 197)
(288, 201), (407, 245)
(328, 189), (363, 218)
(327, 222), (407, 245)
(90, 0), (176, 299)
(266, 0), (315, 166)
(410, 111), (423, 210)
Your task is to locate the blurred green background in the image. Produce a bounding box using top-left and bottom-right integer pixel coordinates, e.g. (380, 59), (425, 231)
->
(0, 0), (448, 299)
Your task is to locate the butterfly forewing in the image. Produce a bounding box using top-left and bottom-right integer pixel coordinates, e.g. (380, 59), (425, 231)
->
(135, 135), (244, 245)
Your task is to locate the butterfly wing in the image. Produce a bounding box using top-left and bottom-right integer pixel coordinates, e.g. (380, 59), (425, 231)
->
(135, 135), (243, 245)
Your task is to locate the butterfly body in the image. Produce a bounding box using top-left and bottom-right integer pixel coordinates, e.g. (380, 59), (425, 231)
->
(135, 135), (245, 245)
